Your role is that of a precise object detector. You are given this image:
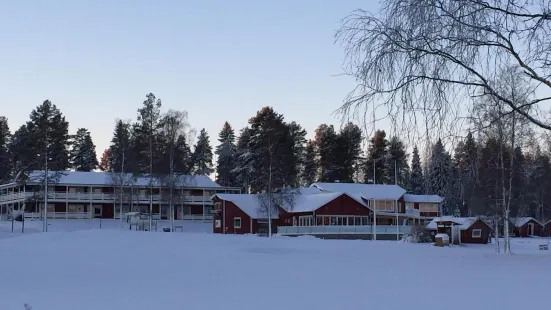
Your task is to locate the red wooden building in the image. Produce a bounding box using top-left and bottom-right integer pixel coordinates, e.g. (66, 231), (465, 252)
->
(211, 191), (372, 235)
(426, 217), (492, 244)
(544, 220), (551, 236)
(211, 194), (278, 235)
(512, 217), (543, 237)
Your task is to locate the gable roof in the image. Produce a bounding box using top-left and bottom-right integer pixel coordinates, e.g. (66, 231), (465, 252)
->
(426, 216), (491, 231)
(212, 194), (279, 219)
(280, 192), (349, 213)
(512, 217), (542, 227)
(25, 171), (221, 188)
(403, 194), (443, 204)
(310, 182), (406, 200)
(544, 220), (551, 226)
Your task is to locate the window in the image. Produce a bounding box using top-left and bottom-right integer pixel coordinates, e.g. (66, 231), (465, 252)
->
(215, 220), (221, 228)
(472, 229), (482, 238)
(234, 217), (242, 229)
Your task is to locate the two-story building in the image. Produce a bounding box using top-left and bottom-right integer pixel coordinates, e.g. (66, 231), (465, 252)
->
(211, 182), (443, 240)
(0, 170), (241, 221)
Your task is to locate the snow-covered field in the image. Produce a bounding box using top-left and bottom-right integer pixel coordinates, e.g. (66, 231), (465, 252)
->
(0, 220), (549, 310)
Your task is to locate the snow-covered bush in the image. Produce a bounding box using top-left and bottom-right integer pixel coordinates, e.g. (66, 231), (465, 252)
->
(402, 226), (433, 243)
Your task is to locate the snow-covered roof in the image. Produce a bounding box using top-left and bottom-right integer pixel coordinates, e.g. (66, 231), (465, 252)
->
(280, 192), (344, 213)
(512, 217), (542, 227)
(544, 220), (551, 227)
(310, 182), (406, 200)
(403, 194), (443, 204)
(426, 217), (485, 230)
(213, 194), (279, 219)
(25, 170), (221, 188)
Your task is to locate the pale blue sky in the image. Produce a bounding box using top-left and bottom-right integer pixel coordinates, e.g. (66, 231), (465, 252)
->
(0, 0), (378, 155)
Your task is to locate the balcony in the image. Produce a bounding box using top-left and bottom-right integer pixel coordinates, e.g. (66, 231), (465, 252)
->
(0, 192), (213, 204)
(277, 225), (412, 235)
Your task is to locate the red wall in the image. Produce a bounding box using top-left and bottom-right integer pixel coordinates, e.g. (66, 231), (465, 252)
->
(212, 198), (252, 234)
(516, 220), (542, 237)
(315, 195), (371, 216)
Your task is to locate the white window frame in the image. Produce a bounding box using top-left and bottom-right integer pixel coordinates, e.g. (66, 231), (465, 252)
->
(234, 217), (242, 229)
(472, 229), (482, 238)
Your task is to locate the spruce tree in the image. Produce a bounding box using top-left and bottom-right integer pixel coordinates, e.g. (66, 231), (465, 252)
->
(233, 127), (253, 191)
(133, 93), (162, 174)
(70, 128), (99, 171)
(384, 136), (409, 186)
(408, 145), (424, 194)
(301, 140), (318, 185)
(191, 128), (214, 175)
(215, 122), (237, 186)
(428, 139), (456, 215)
(0, 117), (11, 182)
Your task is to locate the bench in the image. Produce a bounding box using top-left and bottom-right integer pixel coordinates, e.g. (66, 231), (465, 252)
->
(539, 244), (548, 251)
(174, 225), (184, 232)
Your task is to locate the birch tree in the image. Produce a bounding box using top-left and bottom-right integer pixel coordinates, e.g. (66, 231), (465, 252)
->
(336, 0), (551, 139)
(160, 109), (193, 231)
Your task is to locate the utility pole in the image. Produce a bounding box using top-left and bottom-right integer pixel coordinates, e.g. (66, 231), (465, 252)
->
(43, 145), (48, 232)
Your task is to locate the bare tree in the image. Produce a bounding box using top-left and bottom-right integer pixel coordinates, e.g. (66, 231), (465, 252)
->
(336, 0), (551, 141)
(159, 109), (193, 231)
(471, 66), (533, 253)
(258, 187), (299, 236)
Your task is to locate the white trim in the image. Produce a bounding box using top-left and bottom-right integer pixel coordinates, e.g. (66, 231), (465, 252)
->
(472, 228), (482, 238)
(234, 217), (242, 229)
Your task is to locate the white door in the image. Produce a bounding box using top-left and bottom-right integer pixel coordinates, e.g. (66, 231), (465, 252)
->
(527, 223), (534, 236)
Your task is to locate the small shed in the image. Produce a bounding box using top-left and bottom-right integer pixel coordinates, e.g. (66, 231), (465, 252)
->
(426, 217), (492, 244)
(512, 217), (543, 237)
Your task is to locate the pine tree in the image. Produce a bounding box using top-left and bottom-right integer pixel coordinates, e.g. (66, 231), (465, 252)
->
(9, 125), (31, 174)
(333, 123), (363, 183)
(99, 148), (111, 171)
(174, 135), (192, 173)
(301, 140), (318, 185)
(287, 121), (307, 187)
(384, 136), (409, 186)
(191, 128), (214, 175)
(70, 128), (99, 171)
(215, 122), (237, 186)
(108, 120), (132, 173)
(247, 107), (294, 192)
(314, 124), (338, 182)
(0, 117), (11, 182)
(25, 100), (71, 170)
(133, 93), (162, 174)
(364, 130), (388, 184)
(408, 145), (424, 194)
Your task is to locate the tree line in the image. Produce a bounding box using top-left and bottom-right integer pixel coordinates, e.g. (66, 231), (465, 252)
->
(2, 95), (551, 222)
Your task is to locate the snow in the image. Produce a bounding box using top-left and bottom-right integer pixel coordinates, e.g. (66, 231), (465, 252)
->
(0, 219), (550, 310)
(282, 192), (344, 213)
(403, 193), (443, 203)
(426, 216), (481, 230)
(213, 194), (279, 219)
(310, 182), (406, 200)
(24, 170), (221, 188)
(513, 217), (541, 227)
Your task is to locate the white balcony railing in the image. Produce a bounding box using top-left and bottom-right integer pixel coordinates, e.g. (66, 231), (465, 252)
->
(405, 208), (420, 217)
(0, 192), (213, 204)
(277, 225), (412, 235)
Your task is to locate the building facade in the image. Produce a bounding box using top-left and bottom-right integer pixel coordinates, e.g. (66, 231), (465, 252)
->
(0, 171), (240, 220)
(211, 183), (443, 240)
